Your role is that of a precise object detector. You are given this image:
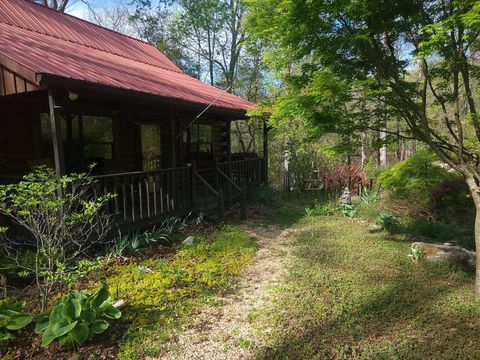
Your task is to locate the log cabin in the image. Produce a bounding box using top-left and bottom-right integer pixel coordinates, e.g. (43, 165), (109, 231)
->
(0, 0), (268, 226)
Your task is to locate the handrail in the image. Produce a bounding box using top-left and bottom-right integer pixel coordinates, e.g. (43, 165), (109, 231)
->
(217, 168), (242, 191)
(216, 167), (246, 220)
(93, 166), (190, 180)
(194, 170), (219, 197)
(194, 170), (224, 222)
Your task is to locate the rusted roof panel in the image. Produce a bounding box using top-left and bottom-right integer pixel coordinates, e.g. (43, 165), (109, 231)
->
(0, 0), (255, 111)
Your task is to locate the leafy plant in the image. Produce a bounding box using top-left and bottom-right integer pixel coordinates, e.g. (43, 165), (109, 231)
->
(408, 247), (427, 262)
(35, 284), (121, 348)
(339, 204), (357, 218)
(0, 300), (32, 342)
(378, 214), (400, 232)
(377, 151), (457, 209)
(360, 190), (378, 205)
(0, 167), (113, 309)
(252, 184), (280, 205)
(305, 203), (333, 216)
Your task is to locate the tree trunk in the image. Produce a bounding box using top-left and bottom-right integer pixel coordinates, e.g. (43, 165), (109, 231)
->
(466, 176), (480, 297)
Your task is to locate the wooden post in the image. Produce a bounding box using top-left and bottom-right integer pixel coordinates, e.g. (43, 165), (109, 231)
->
(217, 189), (225, 223)
(263, 118), (269, 184)
(190, 160), (197, 211)
(240, 186), (247, 220)
(48, 90), (65, 178)
(170, 112), (176, 168)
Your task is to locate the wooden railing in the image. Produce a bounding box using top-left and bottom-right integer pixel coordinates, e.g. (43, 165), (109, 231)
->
(93, 167), (191, 226)
(89, 157), (266, 226)
(217, 157), (266, 193)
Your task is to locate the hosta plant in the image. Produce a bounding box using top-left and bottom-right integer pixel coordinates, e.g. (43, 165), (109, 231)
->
(35, 284), (121, 348)
(0, 300), (32, 341)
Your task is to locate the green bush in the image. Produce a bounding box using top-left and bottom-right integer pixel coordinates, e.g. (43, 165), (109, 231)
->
(305, 203), (334, 216)
(377, 151), (456, 208)
(251, 184), (280, 205)
(35, 284), (121, 348)
(378, 214), (400, 232)
(0, 300), (32, 342)
(339, 204), (357, 218)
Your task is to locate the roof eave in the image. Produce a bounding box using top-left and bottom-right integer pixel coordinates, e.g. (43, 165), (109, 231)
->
(37, 73), (251, 119)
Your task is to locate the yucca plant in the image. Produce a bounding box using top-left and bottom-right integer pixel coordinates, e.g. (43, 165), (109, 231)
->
(35, 284), (121, 348)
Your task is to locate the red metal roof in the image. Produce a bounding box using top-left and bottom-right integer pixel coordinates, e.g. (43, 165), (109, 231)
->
(0, 0), (255, 112)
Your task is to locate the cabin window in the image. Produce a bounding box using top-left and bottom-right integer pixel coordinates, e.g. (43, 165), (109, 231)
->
(82, 116), (113, 162)
(40, 114), (113, 172)
(190, 124), (213, 157)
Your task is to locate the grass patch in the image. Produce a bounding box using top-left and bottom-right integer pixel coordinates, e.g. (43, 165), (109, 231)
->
(253, 208), (480, 359)
(104, 226), (257, 359)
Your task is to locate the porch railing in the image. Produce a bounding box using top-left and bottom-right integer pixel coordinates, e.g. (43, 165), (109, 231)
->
(92, 157), (266, 226)
(93, 167), (191, 226)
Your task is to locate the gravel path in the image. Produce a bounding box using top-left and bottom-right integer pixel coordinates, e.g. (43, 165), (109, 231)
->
(157, 224), (293, 360)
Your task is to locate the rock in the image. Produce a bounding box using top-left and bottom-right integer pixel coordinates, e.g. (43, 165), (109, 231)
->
(137, 266), (154, 274)
(339, 187), (352, 206)
(183, 236), (195, 245)
(368, 224), (383, 233)
(113, 299), (126, 309)
(411, 242), (475, 266)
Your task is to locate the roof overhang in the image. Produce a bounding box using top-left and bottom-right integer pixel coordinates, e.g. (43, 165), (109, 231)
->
(37, 73), (251, 120)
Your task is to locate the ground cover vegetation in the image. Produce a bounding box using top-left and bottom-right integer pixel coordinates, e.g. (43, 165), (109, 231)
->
(0, 169), (258, 359)
(249, 194), (480, 359)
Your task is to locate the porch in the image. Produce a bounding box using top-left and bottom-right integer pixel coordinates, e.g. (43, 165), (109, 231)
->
(0, 86), (268, 227)
(94, 157), (266, 226)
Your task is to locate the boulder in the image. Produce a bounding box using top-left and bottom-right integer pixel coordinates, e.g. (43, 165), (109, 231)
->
(367, 224), (383, 233)
(183, 236), (195, 245)
(411, 242), (475, 266)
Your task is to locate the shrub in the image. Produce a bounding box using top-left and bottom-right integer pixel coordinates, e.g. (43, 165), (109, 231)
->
(0, 167), (113, 309)
(35, 284), (121, 348)
(251, 184), (280, 205)
(378, 214), (400, 232)
(339, 204), (357, 218)
(359, 190), (378, 204)
(377, 150), (457, 211)
(305, 203), (334, 216)
(0, 300), (32, 342)
(107, 216), (188, 258)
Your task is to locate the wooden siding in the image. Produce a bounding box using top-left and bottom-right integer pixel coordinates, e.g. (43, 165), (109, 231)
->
(0, 110), (41, 174)
(0, 65), (39, 96)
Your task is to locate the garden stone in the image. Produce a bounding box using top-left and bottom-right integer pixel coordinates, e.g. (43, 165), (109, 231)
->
(183, 236), (195, 245)
(411, 242), (476, 266)
(339, 187), (352, 206)
(368, 224), (383, 233)
(138, 266), (154, 274)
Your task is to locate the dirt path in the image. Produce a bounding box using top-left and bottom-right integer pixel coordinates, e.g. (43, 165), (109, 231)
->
(158, 224), (293, 360)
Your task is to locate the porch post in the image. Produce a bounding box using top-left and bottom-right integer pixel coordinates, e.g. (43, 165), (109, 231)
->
(263, 118), (269, 184)
(48, 90), (65, 177)
(170, 111), (176, 168)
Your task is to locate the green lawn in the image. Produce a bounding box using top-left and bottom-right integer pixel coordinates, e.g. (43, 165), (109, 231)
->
(253, 195), (480, 359)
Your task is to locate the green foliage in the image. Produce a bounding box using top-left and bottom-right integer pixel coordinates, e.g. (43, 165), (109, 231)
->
(108, 216), (188, 258)
(35, 284), (121, 348)
(378, 214), (400, 232)
(305, 203), (333, 217)
(339, 204), (357, 218)
(0, 300), (32, 342)
(408, 247), (426, 262)
(377, 151), (456, 208)
(0, 167), (113, 308)
(109, 227), (257, 357)
(359, 190), (378, 205)
(251, 184), (280, 205)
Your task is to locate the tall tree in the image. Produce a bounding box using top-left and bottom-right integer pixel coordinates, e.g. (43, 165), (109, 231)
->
(248, 0), (480, 295)
(32, 0), (71, 12)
